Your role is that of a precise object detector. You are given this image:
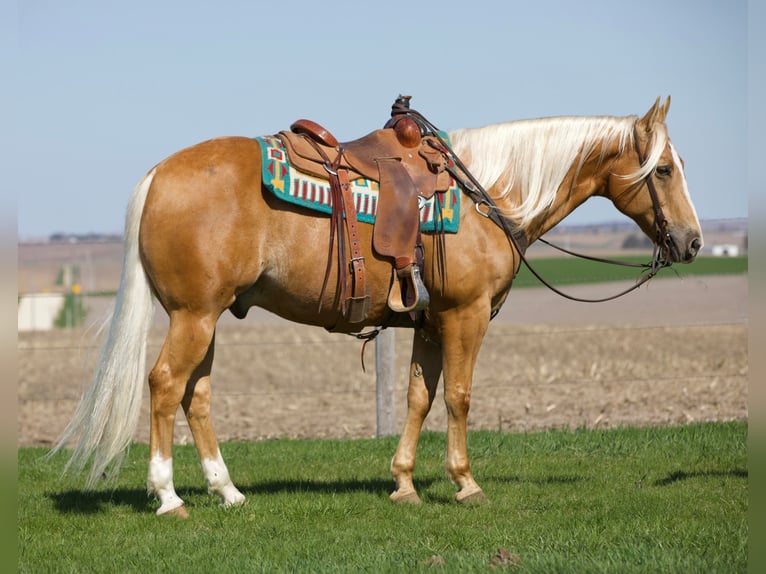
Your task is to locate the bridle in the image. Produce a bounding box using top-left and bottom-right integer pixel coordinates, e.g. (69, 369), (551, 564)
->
(631, 124), (674, 263)
(394, 101), (674, 305)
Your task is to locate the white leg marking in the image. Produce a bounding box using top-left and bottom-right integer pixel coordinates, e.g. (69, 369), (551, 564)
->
(147, 454), (185, 515)
(202, 450), (246, 507)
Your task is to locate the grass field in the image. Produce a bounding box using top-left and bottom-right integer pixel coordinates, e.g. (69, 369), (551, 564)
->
(18, 422), (747, 573)
(512, 255), (747, 288)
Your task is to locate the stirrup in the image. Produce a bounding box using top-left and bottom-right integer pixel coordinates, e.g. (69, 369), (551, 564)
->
(387, 264), (430, 313)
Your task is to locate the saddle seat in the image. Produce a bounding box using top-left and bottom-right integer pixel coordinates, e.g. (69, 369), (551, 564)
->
(282, 118), (453, 197)
(277, 115), (453, 321)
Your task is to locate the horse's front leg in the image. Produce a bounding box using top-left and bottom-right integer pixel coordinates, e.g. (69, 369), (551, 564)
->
(390, 330), (442, 504)
(181, 331), (245, 509)
(440, 302), (491, 504)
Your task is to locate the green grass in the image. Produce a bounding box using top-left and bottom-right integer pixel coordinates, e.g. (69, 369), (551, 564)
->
(512, 255), (747, 288)
(19, 422), (747, 573)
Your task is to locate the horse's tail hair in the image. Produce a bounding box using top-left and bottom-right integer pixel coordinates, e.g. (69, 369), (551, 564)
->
(49, 168), (157, 488)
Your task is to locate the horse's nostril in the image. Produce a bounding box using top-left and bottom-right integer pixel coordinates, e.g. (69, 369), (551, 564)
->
(687, 237), (702, 261)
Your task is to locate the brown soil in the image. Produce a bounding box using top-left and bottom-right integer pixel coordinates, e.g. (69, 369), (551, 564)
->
(17, 275), (747, 447)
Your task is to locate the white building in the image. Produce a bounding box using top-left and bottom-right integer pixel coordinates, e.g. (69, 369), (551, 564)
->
(711, 244), (740, 257)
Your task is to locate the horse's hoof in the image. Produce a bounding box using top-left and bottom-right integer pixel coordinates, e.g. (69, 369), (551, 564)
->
(162, 505), (190, 519)
(219, 488), (246, 508)
(456, 488), (489, 505)
(221, 496), (246, 509)
(390, 489), (422, 505)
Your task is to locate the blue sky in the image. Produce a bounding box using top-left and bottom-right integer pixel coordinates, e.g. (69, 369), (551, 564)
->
(8, 0), (748, 239)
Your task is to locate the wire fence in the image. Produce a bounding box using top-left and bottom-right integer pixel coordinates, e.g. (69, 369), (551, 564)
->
(18, 317), (748, 445)
(18, 321), (748, 370)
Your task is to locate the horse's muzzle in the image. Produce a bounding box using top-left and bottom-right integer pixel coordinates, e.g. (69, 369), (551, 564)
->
(665, 229), (703, 263)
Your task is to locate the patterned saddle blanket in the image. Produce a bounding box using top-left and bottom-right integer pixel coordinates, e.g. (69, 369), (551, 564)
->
(255, 135), (460, 233)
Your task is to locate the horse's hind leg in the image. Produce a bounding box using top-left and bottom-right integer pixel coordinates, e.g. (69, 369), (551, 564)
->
(180, 330), (245, 508)
(147, 310), (220, 516)
(390, 331), (442, 504)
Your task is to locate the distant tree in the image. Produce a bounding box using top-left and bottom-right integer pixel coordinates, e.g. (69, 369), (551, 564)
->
(622, 233), (652, 249)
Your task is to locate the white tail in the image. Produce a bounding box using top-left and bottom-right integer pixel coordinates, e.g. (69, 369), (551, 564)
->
(49, 169), (157, 487)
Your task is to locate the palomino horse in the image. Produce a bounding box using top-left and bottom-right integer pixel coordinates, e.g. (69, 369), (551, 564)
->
(53, 97), (702, 516)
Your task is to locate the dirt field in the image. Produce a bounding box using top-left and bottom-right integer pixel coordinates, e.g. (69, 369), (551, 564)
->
(17, 274), (747, 447)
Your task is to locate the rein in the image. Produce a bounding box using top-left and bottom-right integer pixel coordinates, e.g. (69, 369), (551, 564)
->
(392, 101), (673, 305)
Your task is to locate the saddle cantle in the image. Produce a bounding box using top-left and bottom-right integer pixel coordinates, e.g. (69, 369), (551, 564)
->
(277, 99), (455, 323)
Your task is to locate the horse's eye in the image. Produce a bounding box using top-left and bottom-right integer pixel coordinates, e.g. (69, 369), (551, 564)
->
(655, 165), (672, 177)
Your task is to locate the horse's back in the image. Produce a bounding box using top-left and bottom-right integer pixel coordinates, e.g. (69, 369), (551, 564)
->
(137, 136), (393, 326)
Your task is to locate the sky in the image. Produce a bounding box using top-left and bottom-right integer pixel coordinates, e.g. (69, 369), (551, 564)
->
(7, 0), (749, 239)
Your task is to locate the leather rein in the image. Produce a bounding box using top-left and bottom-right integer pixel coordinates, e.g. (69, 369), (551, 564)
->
(396, 104), (673, 304)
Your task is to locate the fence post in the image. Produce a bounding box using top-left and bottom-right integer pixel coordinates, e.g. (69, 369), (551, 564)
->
(375, 328), (396, 437)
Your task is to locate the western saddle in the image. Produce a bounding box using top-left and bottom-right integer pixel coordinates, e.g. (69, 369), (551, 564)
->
(277, 96), (455, 325)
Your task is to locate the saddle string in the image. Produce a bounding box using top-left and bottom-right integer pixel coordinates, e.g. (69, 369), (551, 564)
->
(299, 134), (356, 316)
(314, 141), (343, 313)
(429, 197), (448, 296)
(396, 105), (672, 304)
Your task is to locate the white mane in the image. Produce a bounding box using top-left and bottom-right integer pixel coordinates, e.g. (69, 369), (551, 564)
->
(448, 115), (668, 229)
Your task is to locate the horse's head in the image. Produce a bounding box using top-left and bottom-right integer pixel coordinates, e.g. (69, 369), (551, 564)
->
(607, 97), (703, 263)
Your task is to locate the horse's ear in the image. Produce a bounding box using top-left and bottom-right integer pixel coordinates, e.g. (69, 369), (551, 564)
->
(659, 95), (671, 122)
(637, 96), (664, 134)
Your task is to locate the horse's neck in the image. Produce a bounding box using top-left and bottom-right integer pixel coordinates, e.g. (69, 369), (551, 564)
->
(497, 137), (622, 243)
(453, 116), (633, 245)
(516, 166), (601, 242)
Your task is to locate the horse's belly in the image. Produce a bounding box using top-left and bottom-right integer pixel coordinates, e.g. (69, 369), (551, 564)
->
(234, 218), (395, 329)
